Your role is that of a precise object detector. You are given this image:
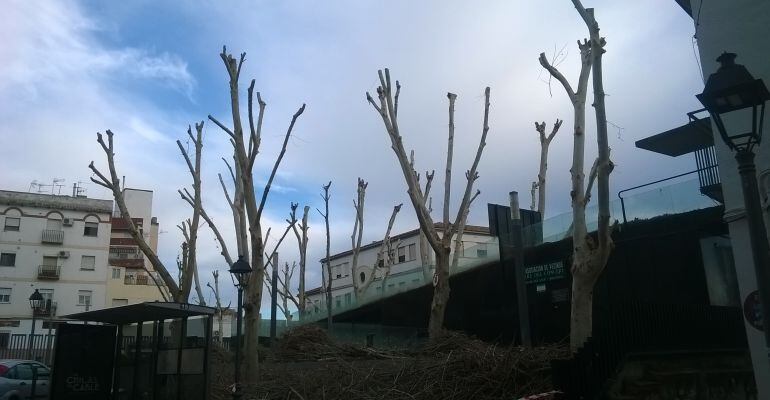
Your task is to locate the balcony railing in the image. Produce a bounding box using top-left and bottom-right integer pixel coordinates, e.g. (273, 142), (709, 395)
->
(38, 265), (61, 280)
(109, 252), (144, 260)
(41, 230), (64, 244)
(33, 301), (58, 317)
(124, 275), (151, 286)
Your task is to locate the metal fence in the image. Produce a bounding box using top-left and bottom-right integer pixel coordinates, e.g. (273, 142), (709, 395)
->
(0, 333), (56, 364)
(551, 301), (747, 399)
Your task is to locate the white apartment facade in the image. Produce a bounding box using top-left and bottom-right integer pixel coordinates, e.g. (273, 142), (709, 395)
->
(0, 190), (113, 340)
(305, 224), (498, 317)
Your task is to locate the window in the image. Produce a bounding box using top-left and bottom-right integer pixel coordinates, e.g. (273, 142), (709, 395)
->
(344, 293), (352, 305)
(11, 364), (34, 380)
(408, 244), (416, 262)
(84, 222), (98, 237)
(335, 296), (341, 309)
(112, 299), (128, 307)
(0, 253), (15, 267)
(397, 246), (406, 263)
(0, 332), (9, 349)
(39, 289), (53, 304)
(80, 255), (96, 270)
(476, 243), (488, 258)
(42, 256), (57, 266)
(112, 268), (121, 279)
(4, 217), (20, 232)
(0, 288), (10, 303)
(78, 290), (92, 306)
(359, 271), (366, 283)
(46, 218), (62, 231)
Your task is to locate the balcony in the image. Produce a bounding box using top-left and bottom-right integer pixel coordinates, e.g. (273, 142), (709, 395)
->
(41, 230), (64, 244)
(33, 301), (57, 317)
(124, 274), (151, 286)
(38, 265), (61, 280)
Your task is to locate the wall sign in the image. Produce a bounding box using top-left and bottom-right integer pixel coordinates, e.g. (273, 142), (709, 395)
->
(525, 261), (565, 284)
(743, 290), (764, 331)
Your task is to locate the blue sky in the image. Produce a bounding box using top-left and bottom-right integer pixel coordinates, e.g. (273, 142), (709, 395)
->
(1, 0), (707, 308)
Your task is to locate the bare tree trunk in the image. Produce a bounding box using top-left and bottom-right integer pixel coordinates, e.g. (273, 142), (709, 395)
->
(351, 179), (368, 299)
(318, 181), (333, 330)
(539, 1), (613, 351)
(533, 119), (563, 217)
(89, 132), (182, 299)
(292, 206), (310, 316)
(209, 47), (305, 380)
(207, 271), (230, 341)
(451, 190), (480, 271)
(366, 70), (491, 338)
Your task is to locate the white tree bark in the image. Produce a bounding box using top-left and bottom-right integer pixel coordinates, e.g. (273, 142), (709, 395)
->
(366, 70), (491, 337)
(532, 119), (563, 217)
(539, 1), (614, 351)
(350, 178), (369, 299)
(376, 204), (402, 293)
(317, 181), (333, 330)
(291, 205), (310, 316)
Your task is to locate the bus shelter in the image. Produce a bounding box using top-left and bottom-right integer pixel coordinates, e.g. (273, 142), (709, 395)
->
(58, 302), (215, 400)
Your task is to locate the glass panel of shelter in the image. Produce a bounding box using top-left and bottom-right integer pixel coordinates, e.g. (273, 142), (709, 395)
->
(113, 316), (209, 400)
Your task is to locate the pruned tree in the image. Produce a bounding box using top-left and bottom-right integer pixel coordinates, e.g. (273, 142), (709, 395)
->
(377, 204), (403, 292)
(538, 0), (613, 351)
(90, 131), (191, 302)
(207, 270), (231, 341)
(350, 178), (369, 299)
(366, 70), (491, 337)
(278, 262), (298, 321)
(263, 206), (299, 318)
(317, 181), (333, 330)
(531, 119), (563, 217)
(178, 220), (206, 305)
(207, 46), (306, 378)
(291, 205), (310, 317)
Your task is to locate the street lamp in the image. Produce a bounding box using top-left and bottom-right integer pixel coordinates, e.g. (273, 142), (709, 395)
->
(28, 289), (44, 360)
(228, 255), (252, 400)
(697, 52), (770, 365)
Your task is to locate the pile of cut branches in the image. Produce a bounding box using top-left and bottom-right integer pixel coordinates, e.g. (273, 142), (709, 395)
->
(210, 328), (567, 400)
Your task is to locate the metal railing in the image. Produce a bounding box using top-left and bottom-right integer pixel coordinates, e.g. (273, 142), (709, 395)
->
(41, 229), (64, 244)
(37, 265), (61, 280)
(124, 275), (151, 285)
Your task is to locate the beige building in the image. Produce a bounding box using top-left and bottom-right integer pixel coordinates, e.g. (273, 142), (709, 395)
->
(0, 190), (113, 338)
(106, 188), (167, 306)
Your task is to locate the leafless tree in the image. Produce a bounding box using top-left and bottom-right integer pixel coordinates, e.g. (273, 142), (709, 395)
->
(317, 181), (333, 330)
(366, 70), (491, 337)
(377, 204), (403, 292)
(178, 220), (206, 305)
(291, 205), (310, 316)
(350, 178), (368, 300)
(263, 207), (299, 318)
(90, 131), (191, 302)
(207, 46), (306, 378)
(207, 270), (231, 341)
(539, 0), (613, 351)
(531, 119), (563, 217)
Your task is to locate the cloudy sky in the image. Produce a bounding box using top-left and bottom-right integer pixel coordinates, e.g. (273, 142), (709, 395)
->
(1, 0), (705, 308)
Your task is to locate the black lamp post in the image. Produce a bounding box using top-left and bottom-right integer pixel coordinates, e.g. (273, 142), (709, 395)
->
(697, 52), (770, 365)
(28, 289), (44, 360)
(228, 255), (252, 400)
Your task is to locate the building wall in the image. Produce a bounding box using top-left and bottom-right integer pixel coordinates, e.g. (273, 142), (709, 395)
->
(307, 230), (498, 316)
(106, 188), (166, 306)
(690, 0), (770, 396)
(0, 190), (112, 336)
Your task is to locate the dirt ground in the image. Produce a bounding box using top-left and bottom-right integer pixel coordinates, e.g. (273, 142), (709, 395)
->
(209, 326), (567, 400)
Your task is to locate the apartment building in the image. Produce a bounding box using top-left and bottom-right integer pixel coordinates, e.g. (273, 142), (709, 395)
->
(0, 190), (113, 338)
(106, 188), (167, 306)
(306, 224), (498, 316)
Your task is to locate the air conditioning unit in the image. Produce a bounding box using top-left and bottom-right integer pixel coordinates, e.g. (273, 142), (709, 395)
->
(62, 218), (74, 227)
(58, 251), (70, 258)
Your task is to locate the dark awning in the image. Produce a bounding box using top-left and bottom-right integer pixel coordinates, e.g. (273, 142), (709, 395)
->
(635, 117), (714, 157)
(63, 302), (215, 325)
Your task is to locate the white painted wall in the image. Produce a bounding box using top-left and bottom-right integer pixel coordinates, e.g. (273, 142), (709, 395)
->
(690, 0), (770, 396)
(0, 191), (112, 336)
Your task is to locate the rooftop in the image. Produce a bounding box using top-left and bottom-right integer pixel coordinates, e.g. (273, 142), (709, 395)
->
(0, 190), (113, 214)
(63, 302), (215, 325)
